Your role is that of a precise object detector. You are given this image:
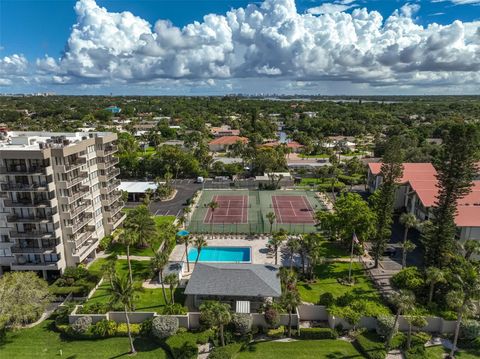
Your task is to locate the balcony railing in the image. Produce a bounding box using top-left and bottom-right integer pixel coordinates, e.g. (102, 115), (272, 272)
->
(3, 199), (52, 207)
(10, 231), (56, 239)
(64, 201), (91, 220)
(1, 182), (52, 192)
(11, 245), (57, 254)
(67, 213), (93, 234)
(58, 171), (88, 188)
(0, 165), (49, 175)
(6, 214), (55, 223)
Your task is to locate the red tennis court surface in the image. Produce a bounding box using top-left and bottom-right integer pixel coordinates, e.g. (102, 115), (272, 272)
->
(204, 195), (248, 224)
(272, 195), (315, 224)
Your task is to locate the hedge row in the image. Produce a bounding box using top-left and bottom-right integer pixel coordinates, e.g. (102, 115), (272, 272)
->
(163, 330), (214, 359)
(298, 328), (338, 340)
(355, 332), (387, 359)
(208, 343), (243, 359)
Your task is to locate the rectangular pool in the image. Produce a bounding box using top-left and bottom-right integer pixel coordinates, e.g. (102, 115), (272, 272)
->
(187, 246), (251, 263)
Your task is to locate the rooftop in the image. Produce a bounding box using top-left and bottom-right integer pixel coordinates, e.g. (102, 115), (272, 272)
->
(368, 162), (437, 183)
(209, 136), (248, 145)
(184, 263), (281, 298)
(118, 181), (159, 194)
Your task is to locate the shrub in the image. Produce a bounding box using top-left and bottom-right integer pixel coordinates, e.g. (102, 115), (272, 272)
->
(99, 235), (113, 251)
(164, 332), (199, 359)
(208, 343), (243, 359)
(71, 316), (92, 335)
(116, 323), (141, 336)
(151, 316), (179, 339)
(264, 306), (280, 328)
(355, 332), (387, 359)
(161, 303), (188, 315)
(298, 328), (338, 339)
(460, 320), (480, 340)
(49, 285), (86, 296)
(391, 268), (424, 291)
(267, 326), (285, 339)
(231, 313), (252, 335)
(404, 345), (428, 359)
(77, 302), (112, 314)
(319, 292), (335, 306)
(63, 266), (89, 281)
(92, 319), (117, 337)
(140, 318), (153, 337)
(53, 304), (75, 326)
(390, 332), (406, 349)
(376, 315), (397, 338)
(194, 329), (214, 345)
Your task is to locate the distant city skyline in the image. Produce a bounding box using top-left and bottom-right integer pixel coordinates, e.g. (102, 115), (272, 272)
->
(1, 0), (480, 95)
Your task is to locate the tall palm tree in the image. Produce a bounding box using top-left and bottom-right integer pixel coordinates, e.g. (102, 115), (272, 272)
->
(150, 251), (169, 304)
(405, 315), (427, 350)
(286, 236), (301, 270)
(281, 289), (301, 338)
(446, 261), (480, 359)
(207, 200), (219, 235)
(199, 301), (231, 347)
(180, 235), (193, 272)
(107, 274), (137, 355)
(194, 236), (207, 264)
(401, 240), (416, 269)
(269, 230), (287, 265)
(399, 213), (417, 267)
(266, 212), (276, 233)
(164, 273), (179, 305)
(386, 290), (416, 350)
(425, 267), (445, 305)
(124, 205), (156, 248)
(119, 229), (139, 284)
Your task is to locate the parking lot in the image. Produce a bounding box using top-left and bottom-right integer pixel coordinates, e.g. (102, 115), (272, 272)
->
(148, 179), (202, 217)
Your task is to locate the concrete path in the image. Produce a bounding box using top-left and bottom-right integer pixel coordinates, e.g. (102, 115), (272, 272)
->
(23, 302), (61, 328)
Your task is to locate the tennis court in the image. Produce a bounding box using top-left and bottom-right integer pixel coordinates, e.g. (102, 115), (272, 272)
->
(204, 194), (248, 224)
(272, 195), (315, 224)
(188, 189), (326, 234)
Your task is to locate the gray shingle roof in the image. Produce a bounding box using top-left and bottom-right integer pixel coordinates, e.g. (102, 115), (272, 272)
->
(184, 263), (281, 298)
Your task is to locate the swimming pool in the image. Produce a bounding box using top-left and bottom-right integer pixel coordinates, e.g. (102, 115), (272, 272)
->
(187, 246), (251, 263)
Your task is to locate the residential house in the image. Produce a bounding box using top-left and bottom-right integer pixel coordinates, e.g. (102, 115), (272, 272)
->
(208, 136), (248, 152)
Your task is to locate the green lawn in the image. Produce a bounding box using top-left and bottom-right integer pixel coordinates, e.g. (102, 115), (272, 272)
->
(88, 259), (151, 280)
(0, 320), (168, 359)
(317, 241), (349, 258)
(237, 339), (363, 358)
(297, 262), (388, 313)
(298, 153), (330, 159)
(426, 345), (480, 359)
(153, 215), (176, 226)
(135, 146), (156, 157)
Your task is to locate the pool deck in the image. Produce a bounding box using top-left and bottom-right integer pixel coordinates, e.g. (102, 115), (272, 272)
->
(169, 235), (301, 268)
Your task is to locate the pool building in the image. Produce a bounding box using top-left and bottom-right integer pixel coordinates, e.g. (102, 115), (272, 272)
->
(184, 263), (281, 313)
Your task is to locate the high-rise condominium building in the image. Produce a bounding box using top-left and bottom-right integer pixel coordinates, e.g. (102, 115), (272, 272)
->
(0, 132), (125, 279)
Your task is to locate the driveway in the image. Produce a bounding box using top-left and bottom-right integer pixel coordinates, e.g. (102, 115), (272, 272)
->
(148, 179), (202, 217)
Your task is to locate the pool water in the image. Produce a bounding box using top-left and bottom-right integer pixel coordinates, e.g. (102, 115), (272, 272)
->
(187, 246), (251, 263)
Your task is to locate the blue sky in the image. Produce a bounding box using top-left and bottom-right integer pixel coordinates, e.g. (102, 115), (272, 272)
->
(1, 0), (480, 95)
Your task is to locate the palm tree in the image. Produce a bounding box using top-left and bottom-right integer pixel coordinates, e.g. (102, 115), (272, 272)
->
(463, 240), (480, 261)
(119, 229), (139, 284)
(199, 301), (231, 347)
(399, 213), (417, 267)
(151, 251), (169, 304)
(386, 290), (416, 350)
(281, 289), (301, 338)
(164, 273), (179, 305)
(269, 230), (287, 265)
(266, 212), (276, 233)
(124, 205), (157, 248)
(446, 260), (480, 359)
(180, 235), (193, 272)
(401, 240), (416, 269)
(207, 201), (219, 235)
(194, 236), (207, 264)
(405, 315), (427, 350)
(425, 267), (446, 305)
(107, 274), (137, 355)
(286, 236), (301, 270)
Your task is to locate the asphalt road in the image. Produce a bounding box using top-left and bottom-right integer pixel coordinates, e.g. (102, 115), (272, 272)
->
(147, 179), (202, 217)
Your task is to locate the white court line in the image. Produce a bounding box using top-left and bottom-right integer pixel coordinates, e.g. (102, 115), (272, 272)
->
(300, 195), (314, 221)
(272, 196), (283, 224)
(203, 195), (217, 223)
(290, 201), (297, 217)
(176, 209), (181, 217)
(155, 209), (160, 215)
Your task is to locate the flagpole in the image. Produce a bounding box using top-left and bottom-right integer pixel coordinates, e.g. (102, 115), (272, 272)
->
(348, 232), (355, 283)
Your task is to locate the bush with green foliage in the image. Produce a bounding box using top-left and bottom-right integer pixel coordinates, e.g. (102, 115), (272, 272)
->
(355, 332), (387, 359)
(231, 313), (252, 335)
(161, 303), (188, 315)
(264, 306), (280, 328)
(71, 316), (92, 335)
(208, 343), (243, 359)
(116, 323), (141, 336)
(92, 319), (117, 337)
(99, 235), (113, 251)
(194, 329), (214, 345)
(403, 345), (428, 359)
(77, 302), (113, 314)
(151, 315), (179, 339)
(460, 320), (480, 340)
(140, 318), (153, 337)
(391, 267), (424, 291)
(53, 304), (76, 326)
(376, 315), (397, 338)
(267, 326), (285, 339)
(298, 328), (338, 339)
(319, 292), (335, 306)
(164, 332), (199, 359)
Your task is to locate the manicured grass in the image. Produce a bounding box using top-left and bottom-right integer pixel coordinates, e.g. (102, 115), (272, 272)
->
(426, 345), (480, 359)
(297, 262), (388, 312)
(237, 339), (363, 358)
(317, 241), (349, 258)
(298, 154), (330, 158)
(135, 146), (156, 157)
(153, 215), (176, 226)
(88, 259), (151, 280)
(0, 320), (168, 358)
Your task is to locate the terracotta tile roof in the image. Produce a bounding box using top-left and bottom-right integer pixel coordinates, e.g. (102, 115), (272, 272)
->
(368, 163), (437, 183)
(262, 141), (304, 148)
(209, 136), (248, 145)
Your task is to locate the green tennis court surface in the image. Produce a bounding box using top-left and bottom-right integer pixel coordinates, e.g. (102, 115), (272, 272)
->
(188, 189), (327, 234)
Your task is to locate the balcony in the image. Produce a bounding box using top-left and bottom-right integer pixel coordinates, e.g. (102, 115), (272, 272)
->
(72, 237), (99, 263)
(6, 213), (56, 223)
(63, 201), (92, 220)
(65, 213), (93, 235)
(99, 168), (120, 182)
(59, 186), (90, 205)
(108, 212), (126, 231)
(3, 198), (53, 208)
(97, 157), (119, 169)
(98, 144), (118, 157)
(71, 229), (94, 248)
(58, 157), (87, 172)
(100, 179), (121, 195)
(11, 260), (60, 271)
(57, 171), (88, 189)
(0, 165), (50, 175)
(10, 231), (57, 240)
(105, 201), (124, 217)
(10, 245), (58, 254)
(101, 191), (122, 206)
(1, 181), (54, 192)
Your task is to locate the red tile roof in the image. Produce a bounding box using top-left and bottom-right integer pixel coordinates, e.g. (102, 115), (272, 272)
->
(368, 163), (437, 183)
(209, 136), (248, 145)
(262, 141), (304, 148)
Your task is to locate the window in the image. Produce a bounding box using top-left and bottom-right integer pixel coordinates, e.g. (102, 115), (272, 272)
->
(96, 219), (103, 229)
(0, 248), (12, 257)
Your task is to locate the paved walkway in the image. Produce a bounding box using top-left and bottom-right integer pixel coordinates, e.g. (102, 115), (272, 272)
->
(96, 252), (152, 261)
(23, 302), (61, 328)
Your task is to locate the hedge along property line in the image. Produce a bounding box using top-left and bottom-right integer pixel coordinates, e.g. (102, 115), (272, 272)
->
(69, 307), (299, 330)
(297, 304), (457, 334)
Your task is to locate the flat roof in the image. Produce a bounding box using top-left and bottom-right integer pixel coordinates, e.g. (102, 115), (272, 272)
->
(118, 181), (158, 193)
